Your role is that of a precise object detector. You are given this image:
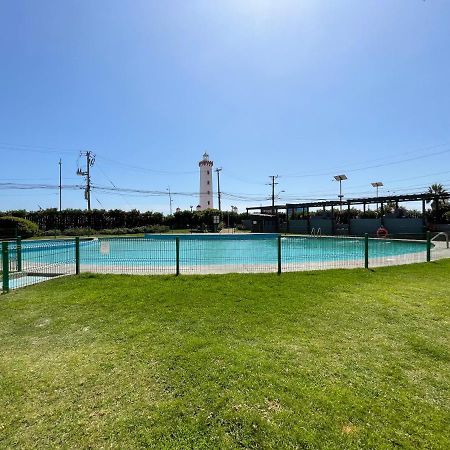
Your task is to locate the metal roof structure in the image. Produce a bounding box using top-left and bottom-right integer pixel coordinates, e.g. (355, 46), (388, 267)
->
(246, 192), (450, 214)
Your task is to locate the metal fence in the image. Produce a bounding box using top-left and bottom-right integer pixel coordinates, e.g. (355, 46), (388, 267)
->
(1, 233), (438, 293)
(2, 238), (76, 291)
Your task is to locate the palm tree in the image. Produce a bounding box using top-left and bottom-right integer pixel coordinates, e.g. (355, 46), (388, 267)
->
(427, 183), (449, 211)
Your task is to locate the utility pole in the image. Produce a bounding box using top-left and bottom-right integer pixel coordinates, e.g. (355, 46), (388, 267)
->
(58, 159), (62, 212)
(86, 152), (91, 211)
(76, 151), (95, 211)
(58, 158), (62, 232)
(215, 168), (222, 212)
(167, 186), (173, 215)
(269, 175), (279, 214)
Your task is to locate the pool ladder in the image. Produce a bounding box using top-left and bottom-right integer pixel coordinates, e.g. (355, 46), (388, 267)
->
(431, 232), (449, 248)
(310, 228), (322, 237)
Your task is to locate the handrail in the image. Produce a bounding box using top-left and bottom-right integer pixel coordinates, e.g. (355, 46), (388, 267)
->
(431, 232), (449, 249)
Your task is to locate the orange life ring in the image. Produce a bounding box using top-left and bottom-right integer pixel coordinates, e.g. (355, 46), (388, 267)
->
(377, 227), (388, 238)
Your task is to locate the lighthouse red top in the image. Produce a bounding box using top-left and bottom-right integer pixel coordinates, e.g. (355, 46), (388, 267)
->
(199, 152), (213, 167)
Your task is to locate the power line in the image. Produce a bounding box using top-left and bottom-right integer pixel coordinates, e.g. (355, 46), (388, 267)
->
(207, 146), (450, 188)
(95, 154), (197, 175)
(96, 162), (134, 209)
(282, 148), (450, 178)
(0, 182), (84, 190)
(223, 171), (268, 186)
(0, 143), (80, 154)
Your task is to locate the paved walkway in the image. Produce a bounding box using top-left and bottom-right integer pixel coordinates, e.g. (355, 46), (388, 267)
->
(219, 228), (236, 234)
(432, 240), (450, 261)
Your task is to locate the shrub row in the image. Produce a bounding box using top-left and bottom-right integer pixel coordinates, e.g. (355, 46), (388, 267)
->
(41, 225), (170, 237)
(0, 216), (39, 238)
(2, 208), (247, 232)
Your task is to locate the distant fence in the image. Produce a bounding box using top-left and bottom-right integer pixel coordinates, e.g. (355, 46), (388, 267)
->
(1, 233), (436, 293)
(257, 217), (430, 236)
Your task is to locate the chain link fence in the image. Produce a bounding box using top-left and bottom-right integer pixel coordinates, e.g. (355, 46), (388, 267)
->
(1, 232), (440, 293)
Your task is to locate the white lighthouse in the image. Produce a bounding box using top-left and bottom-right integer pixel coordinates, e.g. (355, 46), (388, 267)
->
(198, 152), (214, 210)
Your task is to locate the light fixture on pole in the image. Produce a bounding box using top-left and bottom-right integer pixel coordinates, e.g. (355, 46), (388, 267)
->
(334, 174), (347, 212)
(371, 182), (383, 211)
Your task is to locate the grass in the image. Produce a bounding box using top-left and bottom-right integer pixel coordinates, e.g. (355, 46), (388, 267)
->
(0, 262), (449, 449)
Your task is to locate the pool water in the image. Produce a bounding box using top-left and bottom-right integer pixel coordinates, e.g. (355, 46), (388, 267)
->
(13, 234), (428, 268)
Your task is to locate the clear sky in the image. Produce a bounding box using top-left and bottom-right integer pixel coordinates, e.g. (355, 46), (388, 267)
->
(1, 0), (449, 213)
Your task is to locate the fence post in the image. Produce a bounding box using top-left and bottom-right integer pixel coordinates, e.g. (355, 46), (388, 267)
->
(16, 236), (22, 272)
(364, 233), (369, 269)
(2, 241), (9, 293)
(426, 231), (431, 262)
(277, 235), (282, 275)
(75, 237), (80, 274)
(175, 237), (180, 276)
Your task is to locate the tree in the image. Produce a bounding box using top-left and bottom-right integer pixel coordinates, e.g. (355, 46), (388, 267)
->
(427, 184), (449, 211)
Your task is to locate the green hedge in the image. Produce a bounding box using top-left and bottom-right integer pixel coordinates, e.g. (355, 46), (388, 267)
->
(40, 225), (170, 237)
(0, 216), (39, 238)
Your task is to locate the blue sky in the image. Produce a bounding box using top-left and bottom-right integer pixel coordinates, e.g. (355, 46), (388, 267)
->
(1, 0), (449, 213)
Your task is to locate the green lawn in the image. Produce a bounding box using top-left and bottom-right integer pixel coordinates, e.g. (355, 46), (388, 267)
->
(1, 262), (449, 449)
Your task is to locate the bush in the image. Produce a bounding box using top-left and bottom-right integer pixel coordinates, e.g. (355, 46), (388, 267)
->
(141, 225), (170, 234)
(32, 225), (172, 237)
(443, 211), (450, 223)
(98, 228), (131, 235)
(0, 216), (39, 238)
(41, 229), (60, 237)
(63, 228), (96, 236)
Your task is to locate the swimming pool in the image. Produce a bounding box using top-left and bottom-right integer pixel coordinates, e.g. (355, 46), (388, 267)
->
(11, 234), (428, 274)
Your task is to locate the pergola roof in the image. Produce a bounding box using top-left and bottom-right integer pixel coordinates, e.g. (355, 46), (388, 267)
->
(246, 192), (450, 212)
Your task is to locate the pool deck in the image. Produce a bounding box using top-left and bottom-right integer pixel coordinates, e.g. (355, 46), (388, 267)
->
(430, 240), (450, 260)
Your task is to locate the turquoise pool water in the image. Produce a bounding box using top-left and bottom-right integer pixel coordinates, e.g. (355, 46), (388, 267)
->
(13, 234), (428, 268)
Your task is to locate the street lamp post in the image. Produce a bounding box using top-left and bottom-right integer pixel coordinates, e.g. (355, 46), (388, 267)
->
(334, 175), (348, 212)
(371, 182), (383, 212)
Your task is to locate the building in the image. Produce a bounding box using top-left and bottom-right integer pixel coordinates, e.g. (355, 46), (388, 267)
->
(198, 152), (213, 210)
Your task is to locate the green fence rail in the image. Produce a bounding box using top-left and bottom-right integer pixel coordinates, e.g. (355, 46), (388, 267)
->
(2, 241), (9, 293)
(1, 237), (77, 292)
(1, 234), (436, 293)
